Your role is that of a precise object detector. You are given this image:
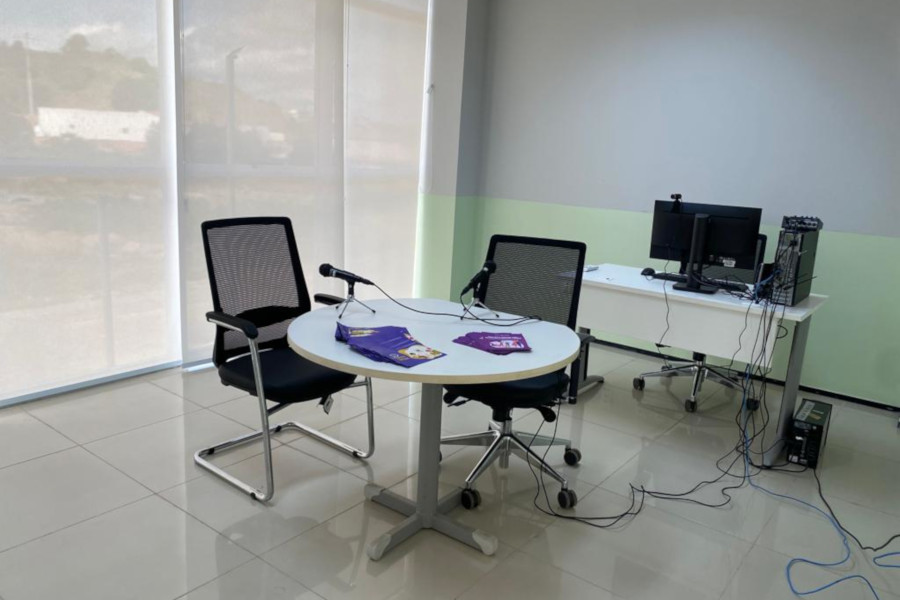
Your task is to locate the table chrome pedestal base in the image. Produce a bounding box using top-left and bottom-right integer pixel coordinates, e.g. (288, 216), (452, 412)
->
(363, 383), (499, 561)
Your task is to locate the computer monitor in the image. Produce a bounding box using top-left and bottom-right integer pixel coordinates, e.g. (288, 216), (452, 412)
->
(649, 199), (762, 294)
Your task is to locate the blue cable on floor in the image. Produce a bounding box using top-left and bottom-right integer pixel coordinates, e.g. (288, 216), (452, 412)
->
(738, 368), (884, 599)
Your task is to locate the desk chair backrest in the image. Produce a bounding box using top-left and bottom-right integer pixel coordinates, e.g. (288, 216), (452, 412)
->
(478, 235), (586, 330)
(202, 217), (311, 366)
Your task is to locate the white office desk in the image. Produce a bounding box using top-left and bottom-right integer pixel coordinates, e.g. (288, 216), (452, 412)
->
(578, 264), (827, 465)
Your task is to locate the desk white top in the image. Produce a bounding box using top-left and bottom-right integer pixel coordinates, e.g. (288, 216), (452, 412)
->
(287, 298), (580, 385)
(582, 264), (827, 323)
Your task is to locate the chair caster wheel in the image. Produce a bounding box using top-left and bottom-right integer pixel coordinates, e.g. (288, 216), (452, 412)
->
(563, 447), (582, 466)
(684, 399), (697, 413)
(461, 488), (481, 510)
(633, 377), (645, 391)
(557, 488), (578, 509)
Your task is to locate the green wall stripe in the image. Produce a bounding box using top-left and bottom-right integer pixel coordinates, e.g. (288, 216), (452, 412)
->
(417, 194), (900, 407)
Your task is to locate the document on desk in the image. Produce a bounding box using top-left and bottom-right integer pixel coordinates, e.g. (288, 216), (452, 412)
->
(335, 324), (445, 367)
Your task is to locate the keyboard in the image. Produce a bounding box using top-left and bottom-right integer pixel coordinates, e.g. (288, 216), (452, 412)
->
(650, 272), (749, 294)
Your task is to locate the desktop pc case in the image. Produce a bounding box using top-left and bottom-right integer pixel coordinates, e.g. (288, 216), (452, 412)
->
(772, 229), (819, 306)
(786, 399), (832, 469)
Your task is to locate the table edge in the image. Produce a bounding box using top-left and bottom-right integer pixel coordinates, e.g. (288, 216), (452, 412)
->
(288, 336), (580, 385)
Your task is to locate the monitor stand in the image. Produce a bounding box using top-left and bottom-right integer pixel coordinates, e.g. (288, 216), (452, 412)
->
(673, 213), (718, 294)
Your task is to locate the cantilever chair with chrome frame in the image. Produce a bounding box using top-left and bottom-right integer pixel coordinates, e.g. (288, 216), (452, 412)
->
(196, 217), (375, 502)
(441, 235), (586, 510)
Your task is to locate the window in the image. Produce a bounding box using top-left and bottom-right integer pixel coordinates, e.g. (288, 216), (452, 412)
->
(0, 1), (179, 400)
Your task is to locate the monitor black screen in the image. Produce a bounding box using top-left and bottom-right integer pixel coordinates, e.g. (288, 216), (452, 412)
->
(650, 200), (762, 271)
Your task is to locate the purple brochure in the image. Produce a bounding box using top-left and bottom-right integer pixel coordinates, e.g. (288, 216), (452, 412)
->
(452, 332), (531, 355)
(334, 324), (445, 368)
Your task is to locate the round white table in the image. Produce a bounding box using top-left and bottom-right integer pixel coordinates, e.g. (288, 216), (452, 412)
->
(288, 298), (580, 560)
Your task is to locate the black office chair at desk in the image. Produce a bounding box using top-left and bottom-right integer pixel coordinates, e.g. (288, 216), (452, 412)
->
(195, 217), (375, 502)
(441, 235), (586, 509)
(632, 234), (768, 413)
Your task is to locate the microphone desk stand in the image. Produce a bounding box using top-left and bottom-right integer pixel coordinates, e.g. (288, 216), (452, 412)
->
(335, 281), (376, 319)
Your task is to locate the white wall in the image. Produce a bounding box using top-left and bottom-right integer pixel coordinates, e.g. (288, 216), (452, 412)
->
(477, 0), (900, 236)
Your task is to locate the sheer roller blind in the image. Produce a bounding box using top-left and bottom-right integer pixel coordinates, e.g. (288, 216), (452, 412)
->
(179, 0), (426, 363)
(0, 1), (179, 400)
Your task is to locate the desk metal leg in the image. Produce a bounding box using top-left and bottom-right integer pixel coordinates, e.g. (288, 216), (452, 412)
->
(365, 383), (499, 560)
(763, 317), (811, 467)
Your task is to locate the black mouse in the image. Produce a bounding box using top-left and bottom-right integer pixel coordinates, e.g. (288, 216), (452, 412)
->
(641, 267), (655, 277)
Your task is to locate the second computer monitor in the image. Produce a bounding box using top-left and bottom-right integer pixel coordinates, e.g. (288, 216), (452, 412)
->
(650, 200), (762, 271)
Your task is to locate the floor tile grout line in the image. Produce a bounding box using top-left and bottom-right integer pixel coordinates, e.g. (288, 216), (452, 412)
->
(25, 396), (202, 447)
(583, 483), (760, 550)
(0, 494), (151, 559)
(145, 376), (249, 409)
(169, 554), (259, 600)
(207, 395), (374, 441)
(750, 538), (899, 597)
(0, 443), (79, 474)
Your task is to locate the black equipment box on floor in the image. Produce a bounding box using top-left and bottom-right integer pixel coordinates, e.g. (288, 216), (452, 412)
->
(786, 399), (832, 469)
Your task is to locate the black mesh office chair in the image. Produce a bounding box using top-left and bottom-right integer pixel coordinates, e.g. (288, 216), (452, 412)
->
(196, 217), (375, 502)
(441, 235), (586, 510)
(633, 234), (768, 412)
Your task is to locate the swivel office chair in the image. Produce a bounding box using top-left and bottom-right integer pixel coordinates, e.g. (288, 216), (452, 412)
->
(196, 217), (375, 502)
(632, 234), (768, 412)
(441, 235), (586, 509)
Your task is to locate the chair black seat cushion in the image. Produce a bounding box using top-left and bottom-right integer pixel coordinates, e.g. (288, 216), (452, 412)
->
(219, 347), (356, 404)
(445, 370), (569, 411)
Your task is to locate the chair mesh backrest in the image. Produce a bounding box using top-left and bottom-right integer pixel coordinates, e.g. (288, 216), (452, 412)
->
(202, 217), (311, 365)
(478, 235), (586, 330)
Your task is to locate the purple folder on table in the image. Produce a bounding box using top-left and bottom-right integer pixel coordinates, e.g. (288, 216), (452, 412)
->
(335, 324), (445, 368)
(452, 332), (531, 355)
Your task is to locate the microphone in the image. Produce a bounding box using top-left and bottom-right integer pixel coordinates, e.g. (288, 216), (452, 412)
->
(460, 260), (497, 296)
(318, 263), (373, 286)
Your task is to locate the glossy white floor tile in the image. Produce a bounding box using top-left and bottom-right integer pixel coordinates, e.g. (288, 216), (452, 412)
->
(210, 392), (368, 444)
(599, 442), (782, 542)
(179, 558), (324, 600)
(520, 487), (752, 600)
(26, 380), (200, 444)
(756, 478), (900, 597)
(828, 401), (900, 463)
(343, 378), (421, 406)
(0, 446), (150, 552)
(0, 406), (74, 469)
(262, 501), (510, 600)
(0, 496), (252, 600)
(458, 551), (619, 600)
(161, 445), (368, 555)
(815, 444), (900, 518)
(289, 408), (451, 488)
(513, 411), (646, 486)
(149, 367), (249, 408)
(4, 356), (900, 600)
(85, 410), (259, 492)
(722, 545), (900, 600)
(565, 382), (681, 440)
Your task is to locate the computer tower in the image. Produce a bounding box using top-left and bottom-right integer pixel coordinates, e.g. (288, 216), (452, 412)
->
(786, 399), (832, 469)
(772, 228), (819, 307)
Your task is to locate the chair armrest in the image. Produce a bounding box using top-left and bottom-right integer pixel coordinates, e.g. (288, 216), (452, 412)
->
(577, 331), (596, 346)
(314, 293), (345, 306)
(206, 311), (258, 339)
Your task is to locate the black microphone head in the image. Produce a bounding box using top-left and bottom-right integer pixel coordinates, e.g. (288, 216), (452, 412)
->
(484, 260), (497, 274)
(318, 263), (333, 277)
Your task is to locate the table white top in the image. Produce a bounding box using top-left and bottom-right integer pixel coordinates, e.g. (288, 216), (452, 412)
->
(582, 264), (827, 323)
(287, 298), (581, 385)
